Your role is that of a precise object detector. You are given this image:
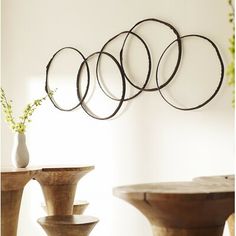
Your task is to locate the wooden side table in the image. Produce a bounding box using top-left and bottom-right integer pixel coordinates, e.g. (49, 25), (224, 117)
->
(193, 175), (235, 236)
(34, 166), (94, 215)
(113, 181), (234, 236)
(1, 168), (39, 236)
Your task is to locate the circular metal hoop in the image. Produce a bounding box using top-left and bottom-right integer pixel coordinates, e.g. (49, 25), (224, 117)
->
(156, 34), (224, 111)
(120, 18), (182, 92)
(45, 47), (90, 112)
(77, 51), (126, 120)
(96, 31), (151, 101)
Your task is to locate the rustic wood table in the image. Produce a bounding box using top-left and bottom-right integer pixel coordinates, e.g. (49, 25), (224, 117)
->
(113, 180), (234, 236)
(1, 165), (94, 236)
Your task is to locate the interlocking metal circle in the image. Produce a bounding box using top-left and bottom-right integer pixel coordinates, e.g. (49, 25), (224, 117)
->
(45, 18), (224, 119)
(77, 51), (126, 120)
(156, 34), (224, 111)
(96, 31), (151, 101)
(45, 47), (90, 112)
(120, 18), (182, 92)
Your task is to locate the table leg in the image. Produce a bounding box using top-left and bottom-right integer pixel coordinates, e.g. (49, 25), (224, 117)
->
(34, 167), (94, 216)
(37, 215), (98, 236)
(1, 189), (23, 236)
(40, 184), (77, 215)
(228, 213), (235, 236)
(120, 196), (232, 236)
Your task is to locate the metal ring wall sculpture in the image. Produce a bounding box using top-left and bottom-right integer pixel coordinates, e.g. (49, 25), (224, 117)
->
(45, 18), (224, 120)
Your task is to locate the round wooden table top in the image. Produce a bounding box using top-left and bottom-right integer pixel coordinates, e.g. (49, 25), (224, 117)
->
(1, 165), (95, 190)
(32, 165), (95, 185)
(1, 167), (40, 191)
(1, 165), (94, 173)
(113, 181), (234, 201)
(41, 165), (94, 172)
(1, 167), (40, 173)
(193, 175), (234, 183)
(37, 215), (99, 226)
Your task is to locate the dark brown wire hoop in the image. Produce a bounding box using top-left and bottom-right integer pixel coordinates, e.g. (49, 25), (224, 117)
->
(156, 34), (224, 111)
(120, 18), (182, 92)
(45, 47), (90, 112)
(77, 51), (126, 120)
(96, 31), (151, 101)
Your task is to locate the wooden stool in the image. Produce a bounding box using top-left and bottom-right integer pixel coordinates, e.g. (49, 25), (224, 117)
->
(113, 181), (234, 236)
(37, 215), (98, 236)
(34, 166), (94, 215)
(42, 201), (89, 215)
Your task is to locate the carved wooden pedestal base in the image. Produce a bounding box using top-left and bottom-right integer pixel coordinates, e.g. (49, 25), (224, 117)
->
(42, 201), (89, 215)
(34, 166), (94, 215)
(37, 215), (98, 236)
(73, 201), (89, 214)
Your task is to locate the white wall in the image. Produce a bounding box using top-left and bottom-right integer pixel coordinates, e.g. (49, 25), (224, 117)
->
(1, 0), (234, 236)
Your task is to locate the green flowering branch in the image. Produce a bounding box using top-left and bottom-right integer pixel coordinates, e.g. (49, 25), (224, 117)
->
(227, 0), (235, 107)
(0, 88), (54, 133)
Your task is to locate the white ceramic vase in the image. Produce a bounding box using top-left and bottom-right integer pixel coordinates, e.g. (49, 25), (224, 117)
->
(12, 133), (29, 168)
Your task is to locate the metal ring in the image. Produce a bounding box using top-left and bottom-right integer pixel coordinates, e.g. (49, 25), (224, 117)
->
(96, 31), (151, 101)
(45, 47), (90, 111)
(120, 18), (182, 92)
(77, 51), (126, 120)
(156, 34), (224, 110)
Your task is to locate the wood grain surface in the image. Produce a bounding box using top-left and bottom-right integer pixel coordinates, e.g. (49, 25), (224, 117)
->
(34, 166), (94, 215)
(1, 169), (39, 236)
